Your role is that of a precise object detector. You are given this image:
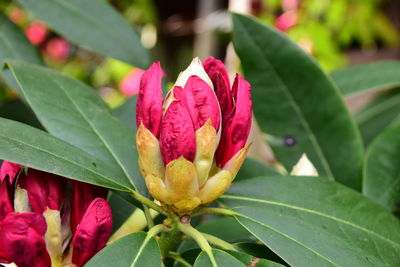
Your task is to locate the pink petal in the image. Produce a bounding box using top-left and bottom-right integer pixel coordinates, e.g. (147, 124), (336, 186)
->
(203, 57), (233, 118)
(0, 212), (50, 267)
(0, 179), (14, 221)
(160, 100), (196, 164)
(180, 75), (221, 131)
(72, 198), (112, 266)
(216, 74), (252, 167)
(25, 21), (48, 45)
(18, 169), (66, 213)
(71, 181), (108, 234)
(44, 37), (69, 61)
(0, 161), (21, 183)
(119, 68), (145, 97)
(136, 62), (163, 138)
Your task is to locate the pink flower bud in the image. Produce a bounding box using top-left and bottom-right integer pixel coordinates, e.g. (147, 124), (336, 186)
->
(44, 37), (70, 61)
(25, 21), (47, 45)
(0, 161), (21, 183)
(72, 198), (112, 266)
(160, 100), (196, 164)
(119, 68), (145, 97)
(203, 57), (234, 122)
(0, 212), (50, 267)
(176, 75), (220, 131)
(216, 74), (252, 167)
(18, 169), (66, 213)
(136, 62), (163, 138)
(71, 181), (108, 234)
(0, 179), (14, 221)
(275, 11), (298, 32)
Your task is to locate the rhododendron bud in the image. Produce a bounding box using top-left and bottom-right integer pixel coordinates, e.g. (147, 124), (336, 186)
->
(136, 61), (163, 137)
(44, 37), (70, 61)
(0, 212), (50, 267)
(71, 198), (112, 266)
(0, 178), (14, 221)
(119, 68), (145, 97)
(136, 57), (252, 213)
(0, 161), (21, 184)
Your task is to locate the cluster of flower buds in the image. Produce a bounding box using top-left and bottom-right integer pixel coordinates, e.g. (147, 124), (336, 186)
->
(0, 161), (112, 267)
(136, 57), (252, 213)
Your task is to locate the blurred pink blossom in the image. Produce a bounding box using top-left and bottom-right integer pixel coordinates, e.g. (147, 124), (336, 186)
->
(25, 21), (47, 45)
(119, 68), (145, 97)
(44, 37), (70, 61)
(275, 11), (298, 32)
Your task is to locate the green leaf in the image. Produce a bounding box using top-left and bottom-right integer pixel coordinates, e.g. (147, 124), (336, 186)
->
(0, 117), (130, 190)
(226, 250), (285, 267)
(363, 126), (400, 212)
(6, 60), (145, 193)
(112, 96), (137, 131)
(220, 176), (400, 267)
(108, 192), (136, 233)
(234, 243), (287, 265)
(194, 249), (245, 267)
(355, 89), (400, 145)
(232, 14), (363, 190)
(236, 158), (280, 182)
(331, 61), (400, 96)
(16, 0), (149, 68)
(0, 99), (42, 129)
(0, 13), (43, 66)
(85, 232), (161, 267)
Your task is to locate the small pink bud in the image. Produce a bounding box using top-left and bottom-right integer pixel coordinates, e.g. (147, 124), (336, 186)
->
(216, 74), (252, 167)
(0, 161), (21, 183)
(0, 212), (50, 267)
(44, 37), (70, 61)
(160, 100), (196, 164)
(71, 181), (108, 234)
(25, 21), (47, 45)
(18, 169), (66, 213)
(72, 198), (112, 266)
(275, 11), (298, 32)
(203, 57), (234, 121)
(119, 68), (145, 97)
(176, 75), (220, 131)
(136, 62), (163, 137)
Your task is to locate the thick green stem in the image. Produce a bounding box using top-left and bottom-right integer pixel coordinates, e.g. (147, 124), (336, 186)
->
(167, 252), (192, 267)
(130, 190), (167, 216)
(158, 226), (183, 258)
(178, 223), (217, 267)
(201, 233), (237, 251)
(192, 207), (237, 217)
(143, 206), (154, 229)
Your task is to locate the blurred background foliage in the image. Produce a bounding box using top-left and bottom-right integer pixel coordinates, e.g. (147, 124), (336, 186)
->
(0, 0), (399, 111)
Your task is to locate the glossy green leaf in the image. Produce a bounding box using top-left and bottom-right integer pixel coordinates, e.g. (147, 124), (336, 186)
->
(234, 243), (287, 265)
(331, 61), (400, 96)
(0, 99), (42, 129)
(226, 250), (285, 267)
(0, 117), (130, 190)
(220, 176), (400, 266)
(236, 158), (280, 182)
(0, 13), (43, 66)
(363, 126), (400, 212)
(16, 0), (149, 68)
(194, 249), (245, 267)
(112, 96), (137, 131)
(6, 60), (146, 193)
(355, 89), (400, 145)
(85, 232), (161, 267)
(232, 14), (363, 190)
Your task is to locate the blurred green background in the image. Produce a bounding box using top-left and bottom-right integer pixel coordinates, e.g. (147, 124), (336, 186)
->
(0, 0), (399, 107)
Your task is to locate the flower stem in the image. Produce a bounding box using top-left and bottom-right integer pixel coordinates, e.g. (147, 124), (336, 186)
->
(130, 190), (167, 216)
(192, 207), (237, 217)
(178, 223), (217, 267)
(167, 252), (192, 267)
(201, 233), (237, 251)
(143, 206), (155, 228)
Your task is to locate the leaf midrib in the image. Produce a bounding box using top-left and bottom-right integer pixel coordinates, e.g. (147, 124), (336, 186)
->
(221, 194), (400, 248)
(235, 18), (334, 179)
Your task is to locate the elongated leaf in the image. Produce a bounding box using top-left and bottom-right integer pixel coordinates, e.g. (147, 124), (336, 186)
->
(194, 249), (245, 267)
(236, 158), (280, 182)
(112, 96), (137, 131)
(355, 89), (400, 145)
(85, 232), (161, 267)
(6, 60), (146, 193)
(0, 13), (43, 66)
(16, 0), (149, 68)
(234, 243), (287, 265)
(363, 126), (400, 212)
(220, 176), (400, 267)
(226, 251), (285, 267)
(0, 99), (42, 129)
(232, 14), (363, 190)
(331, 61), (400, 96)
(0, 117), (131, 190)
